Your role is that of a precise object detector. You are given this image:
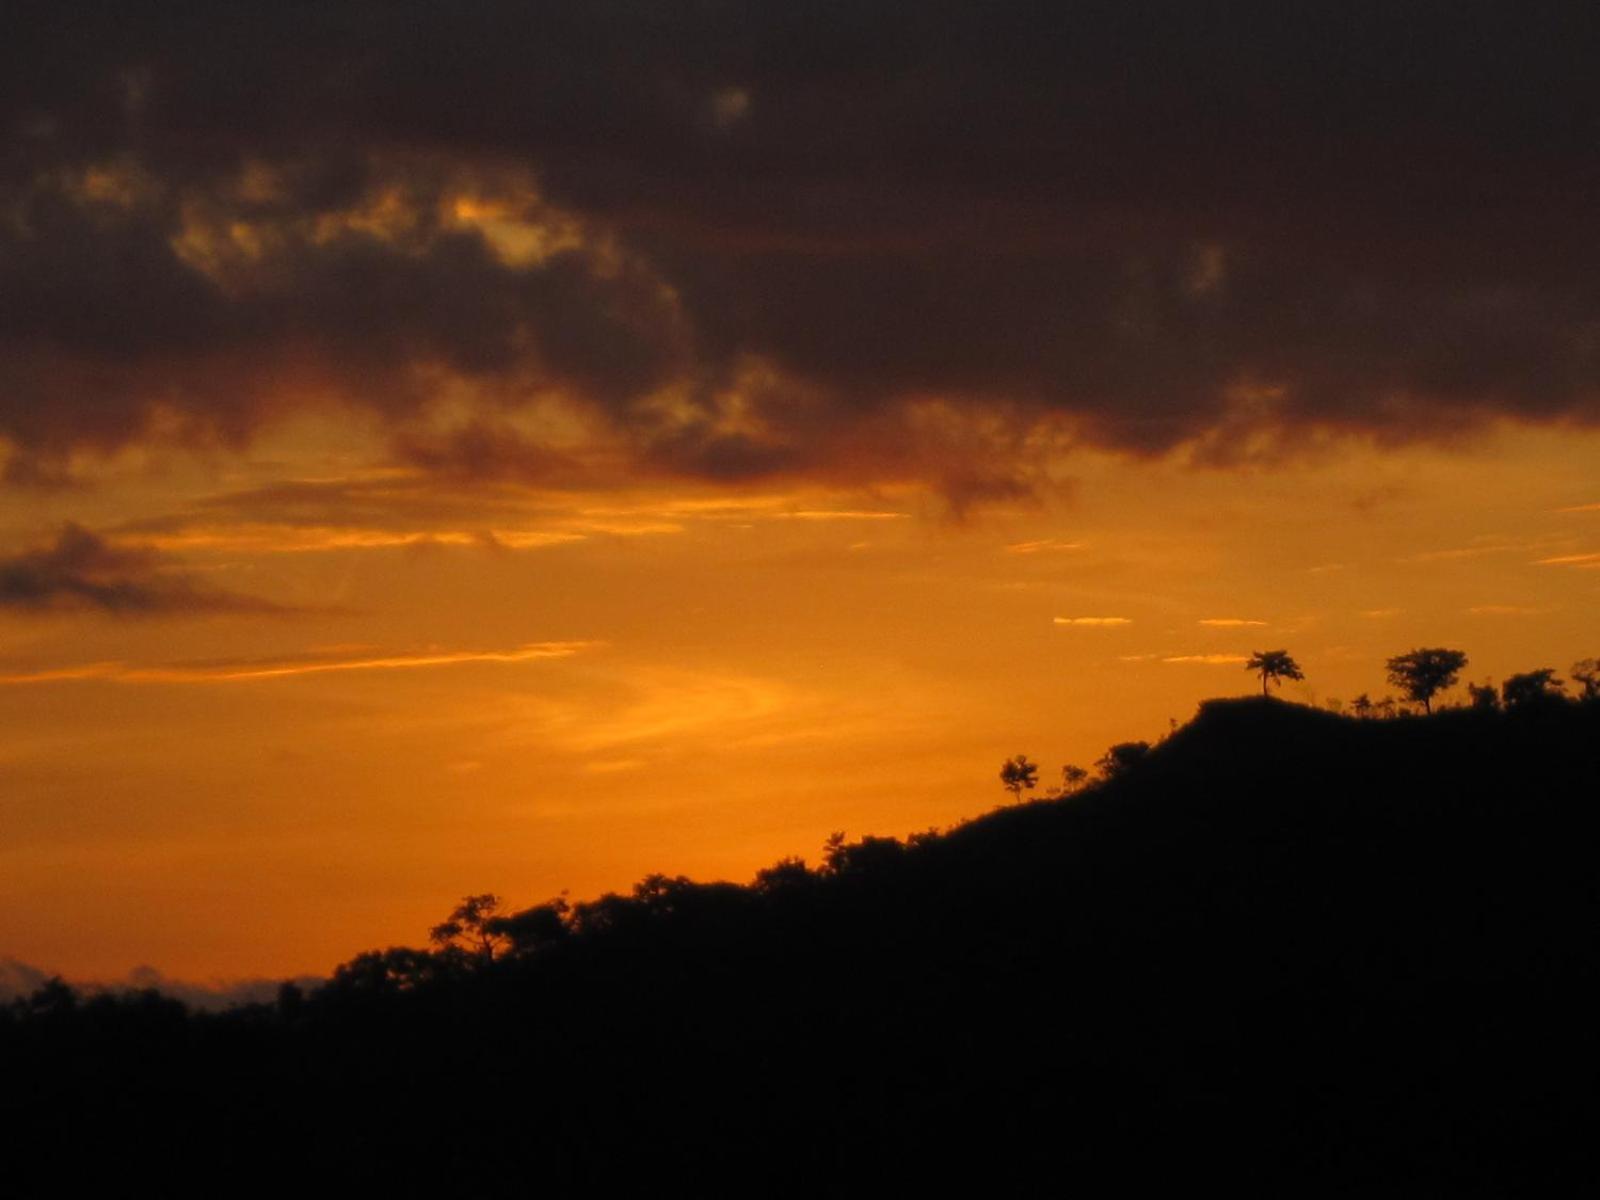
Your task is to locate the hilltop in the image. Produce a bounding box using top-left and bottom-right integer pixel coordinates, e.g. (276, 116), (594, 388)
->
(5, 698), (1597, 1195)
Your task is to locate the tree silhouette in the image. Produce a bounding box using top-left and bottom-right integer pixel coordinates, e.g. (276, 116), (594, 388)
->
(1572, 658), (1600, 701)
(1467, 681), (1500, 711)
(429, 893), (508, 963)
(999, 755), (1039, 801)
(1501, 668), (1564, 710)
(1245, 649), (1304, 697)
(1096, 741), (1151, 778)
(1385, 648), (1468, 713)
(487, 899), (571, 955)
(1351, 692), (1374, 718)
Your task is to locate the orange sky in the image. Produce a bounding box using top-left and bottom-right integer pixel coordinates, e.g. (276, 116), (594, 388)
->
(7, 2), (1600, 990)
(3, 418), (1596, 982)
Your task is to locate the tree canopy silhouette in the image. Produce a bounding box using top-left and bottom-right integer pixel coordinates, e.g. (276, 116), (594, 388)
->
(999, 754), (1039, 800)
(1095, 740), (1151, 778)
(1385, 647), (1468, 713)
(1244, 649), (1303, 697)
(1502, 668), (1564, 710)
(1572, 658), (1600, 701)
(428, 893), (508, 963)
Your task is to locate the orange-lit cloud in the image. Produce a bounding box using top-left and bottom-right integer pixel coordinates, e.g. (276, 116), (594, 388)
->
(1198, 618), (1266, 627)
(1054, 617), (1133, 627)
(1006, 539), (1083, 554)
(0, 642), (596, 686)
(8, 4), (1600, 496)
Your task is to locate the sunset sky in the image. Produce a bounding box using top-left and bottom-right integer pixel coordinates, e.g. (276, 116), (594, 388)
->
(3, 2), (1598, 985)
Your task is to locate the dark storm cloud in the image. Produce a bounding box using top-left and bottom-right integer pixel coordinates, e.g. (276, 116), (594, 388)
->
(4, 1), (1600, 483)
(0, 523), (288, 614)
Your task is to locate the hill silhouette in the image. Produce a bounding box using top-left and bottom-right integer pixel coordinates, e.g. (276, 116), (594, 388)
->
(5, 698), (1597, 1195)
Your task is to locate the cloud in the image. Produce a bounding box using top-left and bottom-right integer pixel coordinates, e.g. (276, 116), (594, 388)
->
(1407, 542), (1525, 563)
(0, 523), (290, 615)
(0, 641), (598, 686)
(1537, 552), (1600, 569)
(1198, 618), (1266, 627)
(1466, 604), (1548, 616)
(3, 2), (1600, 491)
(1006, 539), (1083, 554)
(1054, 616), (1132, 627)
(1162, 654), (1250, 665)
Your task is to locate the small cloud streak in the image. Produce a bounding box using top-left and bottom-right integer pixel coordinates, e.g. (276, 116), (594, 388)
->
(1198, 618), (1266, 627)
(1537, 552), (1600, 568)
(1162, 654), (1251, 665)
(1408, 541), (1521, 562)
(1467, 604), (1549, 616)
(143, 525), (586, 555)
(775, 510), (908, 521)
(1555, 502), (1600, 513)
(1006, 539), (1083, 554)
(1053, 616), (1132, 627)
(0, 641), (598, 687)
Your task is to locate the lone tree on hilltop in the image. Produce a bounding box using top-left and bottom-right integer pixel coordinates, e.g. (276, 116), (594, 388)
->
(1245, 649), (1304, 697)
(1385, 647), (1468, 714)
(999, 754), (1039, 801)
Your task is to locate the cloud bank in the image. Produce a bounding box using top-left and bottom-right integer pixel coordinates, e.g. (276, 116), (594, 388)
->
(5, 1), (1600, 490)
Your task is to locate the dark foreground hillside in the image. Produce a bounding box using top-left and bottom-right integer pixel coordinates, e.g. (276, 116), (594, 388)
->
(6, 699), (1598, 1195)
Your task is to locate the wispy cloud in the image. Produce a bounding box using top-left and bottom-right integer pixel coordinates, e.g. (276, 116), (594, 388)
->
(1006, 539), (1083, 554)
(1537, 552), (1600, 568)
(1198, 617), (1266, 627)
(1162, 654), (1250, 665)
(1467, 604), (1549, 616)
(0, 642), (597, 687)
(776, 509), (908, 522)
(1359, 608), (1401, 619)
(1407, 541), (1521, 562)
(1555, 502), (1600, 513)
(141, 525), (586, 555)
(1053, 616), (1132, 627)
